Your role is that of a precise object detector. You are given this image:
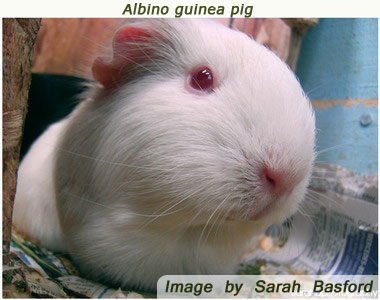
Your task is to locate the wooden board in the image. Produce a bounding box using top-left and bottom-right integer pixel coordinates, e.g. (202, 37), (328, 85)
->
(3, 18), (41, 261)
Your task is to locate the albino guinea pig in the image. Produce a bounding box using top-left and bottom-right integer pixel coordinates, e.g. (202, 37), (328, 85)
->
(13, 19), (315, 291)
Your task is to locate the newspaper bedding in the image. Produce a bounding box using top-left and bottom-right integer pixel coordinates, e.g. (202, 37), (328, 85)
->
(3, 164), (378, 298)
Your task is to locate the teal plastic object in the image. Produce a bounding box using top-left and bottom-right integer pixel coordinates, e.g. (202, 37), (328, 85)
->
(296, 18), (378, 174)
(297, 18), (378, 100)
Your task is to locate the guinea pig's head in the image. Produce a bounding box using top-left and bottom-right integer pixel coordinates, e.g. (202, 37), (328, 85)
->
(91, 19), (315, 228)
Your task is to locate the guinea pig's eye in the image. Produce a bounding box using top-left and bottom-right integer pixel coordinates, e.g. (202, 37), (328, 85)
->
(188, 66), (214, 93)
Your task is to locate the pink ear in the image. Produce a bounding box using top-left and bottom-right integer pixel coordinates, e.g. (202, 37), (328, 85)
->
(92, 26), (153, 88)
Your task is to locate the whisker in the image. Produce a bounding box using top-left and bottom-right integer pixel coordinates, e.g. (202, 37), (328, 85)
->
(62, 190), (183, 218)
(304, 71), (342, 96)
(310, 175), (335, 180)
(212, 201), (240, 241)
(129, 37), (162, 71)
(196, 193), (231, 263)
(306, 189), (345, 213)
(296, 205), (320, 239)
(316, 144), (346, 155)
(45, 142), (183, 172)
(204, 197), (234, 243)
(312, 165), (356, 177)
(138, 185), (209, 230)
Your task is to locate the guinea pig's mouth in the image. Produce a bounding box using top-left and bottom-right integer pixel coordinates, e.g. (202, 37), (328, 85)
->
(225, 197), (281, 222)
(247, 198), (278, 221)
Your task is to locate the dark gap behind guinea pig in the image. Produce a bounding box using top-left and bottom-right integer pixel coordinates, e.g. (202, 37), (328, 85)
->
(20, 73), (89, 159)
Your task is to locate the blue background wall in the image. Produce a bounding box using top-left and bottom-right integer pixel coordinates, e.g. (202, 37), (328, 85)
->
(296, 18), (378, 174)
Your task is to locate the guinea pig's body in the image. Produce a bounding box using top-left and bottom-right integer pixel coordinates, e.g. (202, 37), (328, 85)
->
(13, 19), (315, 291)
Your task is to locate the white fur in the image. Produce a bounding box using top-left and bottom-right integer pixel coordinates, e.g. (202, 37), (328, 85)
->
(13, 19), (315, 291)
(13, 120), (68, 252)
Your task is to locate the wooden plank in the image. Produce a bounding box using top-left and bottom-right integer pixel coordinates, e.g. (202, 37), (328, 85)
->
(3, 18), (41, 263)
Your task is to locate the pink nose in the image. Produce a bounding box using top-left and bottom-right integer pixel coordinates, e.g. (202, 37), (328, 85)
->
(260, 167), (293, 197)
